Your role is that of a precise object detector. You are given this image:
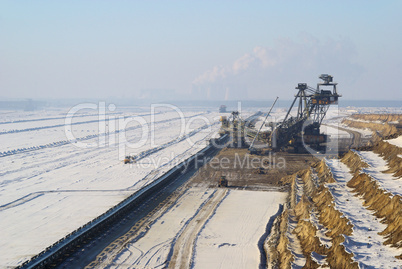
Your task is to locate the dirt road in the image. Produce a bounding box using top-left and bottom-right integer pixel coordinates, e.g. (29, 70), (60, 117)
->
(325, 124), (363, 148)
(167, 188), (228, 269)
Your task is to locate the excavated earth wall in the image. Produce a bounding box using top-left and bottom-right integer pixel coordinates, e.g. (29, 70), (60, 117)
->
(341, 150), (402, 251)
(349, 114), (402, 124)
(342, 118), (398, 138)
(268, 162), (359, 268)
(267, 113), (402, 267)
(373, 140), (402, 178)
(268, 137), (402, 267)
(342, 114), (402, 143)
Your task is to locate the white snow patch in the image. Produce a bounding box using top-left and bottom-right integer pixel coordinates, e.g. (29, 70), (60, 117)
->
(320, 125), (350, 138)
(286, 213), (307, 268)
(295, 176), (304, 204)
(193, 190), (287, 269)
(108, 188), (216, 268)
(339, 124), (372, 137)
(385, 136), (402, 148)
(0, 109), (222, 267)
(353, 150), (402, 196)
(325, 159), (400, 268)
(310, 210), (332, 249)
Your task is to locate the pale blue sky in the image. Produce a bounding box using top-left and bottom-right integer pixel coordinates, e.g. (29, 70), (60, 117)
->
(1, 1), (401, 100)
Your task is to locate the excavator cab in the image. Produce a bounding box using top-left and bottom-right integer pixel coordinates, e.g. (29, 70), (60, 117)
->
(218, 176), (228, 187)
(124, 156), (131, 164)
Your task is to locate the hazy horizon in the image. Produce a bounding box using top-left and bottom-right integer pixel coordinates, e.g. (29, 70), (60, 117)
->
(1, 1), (402, 101)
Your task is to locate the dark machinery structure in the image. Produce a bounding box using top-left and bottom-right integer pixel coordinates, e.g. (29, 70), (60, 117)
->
(248, 97), (278, 154)
(270, 74), (341, 152)
(218, 176), (228, 187)
(230, 111), (246, 148)
(219, 111), (247, 148)
(218, 74), (340, 153)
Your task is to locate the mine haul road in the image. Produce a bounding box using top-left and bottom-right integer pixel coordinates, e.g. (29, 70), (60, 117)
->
(167, 188), (228, 269)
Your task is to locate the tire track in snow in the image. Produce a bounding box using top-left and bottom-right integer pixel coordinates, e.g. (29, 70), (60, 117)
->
(189, 189), (231, 269)
(0, 122), (217, 210)
(0, 112), (124, 125)
(124, 127), (217, 192)
(86, 181), (197, 268)
(0, 112), (157, 134)
(0, 112), (207, 158)
(0, 129), (210, 207)
(130, 122), (218, 163)
(167, 188), (228, 269)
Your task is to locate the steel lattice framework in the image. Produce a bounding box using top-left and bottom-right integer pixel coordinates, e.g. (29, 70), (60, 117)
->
(272, 74), (341, 150)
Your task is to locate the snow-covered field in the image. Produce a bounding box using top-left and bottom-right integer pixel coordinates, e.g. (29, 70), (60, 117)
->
(386, 136), (402, 148)
(0, 107), (222, 267)
(353, 150), (402, 196)
(325, 159), (400, 268)
(106, 188), (286, 269)
(339, 124), (373, 137)
(1, 105), (396, 267)
(108, 187), (216, 268)
(320, 125), (350, 138)
(192, 190), (287, 269)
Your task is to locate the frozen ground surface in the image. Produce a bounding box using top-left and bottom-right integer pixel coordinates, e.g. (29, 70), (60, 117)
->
(107, 187), (216, 268)
(105, 189), (287, 269)
(1, 106), (397, 266)
(0, 107), (225, 267)
(339, 124), (373, 137)
(286, 213), (307, 269)
(354, 150), (402, 196)
(325, 159), (400, 268)
(386, 136), (402, 148)
(320, 125), (350, 138)
(193, 190), (287, 269)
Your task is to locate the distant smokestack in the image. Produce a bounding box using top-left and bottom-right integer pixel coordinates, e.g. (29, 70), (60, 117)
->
(225, 87), (230, 100)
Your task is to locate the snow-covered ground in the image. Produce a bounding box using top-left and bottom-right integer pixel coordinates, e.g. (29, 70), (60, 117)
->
(320, 125), (350, 139)
(107, 187), (216, 268)
(386, 136), (402, 148)
(253, 117), (273, 132)
(104, 188), (287, 269)
(1, 105), (398, 267)
(0, 107), (222, 267)
(322, 107), (350, 125)
(353, 150), (402, 196)
(339, 124), (373, 137)
(192, 190), (287, 269)
(325, 159), (400, 268)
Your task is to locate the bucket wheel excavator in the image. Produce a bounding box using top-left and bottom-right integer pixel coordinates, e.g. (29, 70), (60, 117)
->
(249, 74), (341, 153)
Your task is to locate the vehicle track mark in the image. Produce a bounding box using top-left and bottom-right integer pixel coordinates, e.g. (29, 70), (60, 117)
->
(167, 188), (228, 269)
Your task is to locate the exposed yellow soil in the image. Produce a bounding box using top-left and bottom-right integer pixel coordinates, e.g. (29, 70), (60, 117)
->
(269, 208), (293, 269)
(345, 173), (402, 249)
(267, 117), (402, 267)
(349, 114), (402, 124)
(373, 139), (402, 178)
(342, 118), (398, 137)
(341, 150), (369, 174)
(271, 161), (359, 268)
(312, 159), (335, 183)
(341, 149), (402, 251)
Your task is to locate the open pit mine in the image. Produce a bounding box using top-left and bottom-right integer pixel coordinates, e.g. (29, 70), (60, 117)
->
(2, 75), (401, 269)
